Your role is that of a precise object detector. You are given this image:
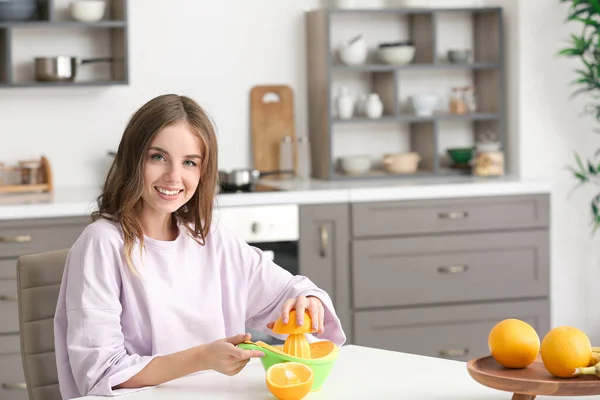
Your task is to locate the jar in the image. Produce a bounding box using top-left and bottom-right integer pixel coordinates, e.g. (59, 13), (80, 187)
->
(18, 160), (42, 185)
(449, 87), (468, 114)
(472, 142), (504, 177)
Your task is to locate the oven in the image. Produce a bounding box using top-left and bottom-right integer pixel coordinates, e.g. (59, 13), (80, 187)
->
(213, 203), (299, 344)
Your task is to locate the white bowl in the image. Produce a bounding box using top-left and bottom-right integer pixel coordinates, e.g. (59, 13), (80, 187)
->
(69, 0), (106, 22)
(339, 155), (372, 175)
(378, 46), (415, 65)
(411, 94), (439, 116)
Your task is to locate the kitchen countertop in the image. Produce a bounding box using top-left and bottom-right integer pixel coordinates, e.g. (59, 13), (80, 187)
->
(0, 175), (552, 220)
(73, 345), (581, 400)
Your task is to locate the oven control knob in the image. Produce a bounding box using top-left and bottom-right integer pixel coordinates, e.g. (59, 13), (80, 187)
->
(251, 222), (260, 234)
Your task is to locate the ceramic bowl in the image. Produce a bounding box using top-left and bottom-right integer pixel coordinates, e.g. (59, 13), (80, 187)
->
(69, 0), (106, 22)
(378, 46), (415, 65)
(339, 155), (372, 175)
(382, 152), (421, 174)
(411, 94), (439, 116)
(448, 49), (471, 64)
(447, 147), (474, 165)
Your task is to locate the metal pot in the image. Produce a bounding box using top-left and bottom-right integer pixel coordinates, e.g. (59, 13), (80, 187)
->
(34, 56), (113, 82)
(219, 169), (294, 189)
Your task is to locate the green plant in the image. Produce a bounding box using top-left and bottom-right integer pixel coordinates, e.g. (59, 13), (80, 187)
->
(559, 0), (600, 232)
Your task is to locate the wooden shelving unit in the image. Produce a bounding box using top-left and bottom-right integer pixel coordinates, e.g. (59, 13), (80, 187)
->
(0, 0), (128, 88)
(305, 7), (505, 180)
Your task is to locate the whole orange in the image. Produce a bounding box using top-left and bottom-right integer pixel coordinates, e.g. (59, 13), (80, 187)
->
(488, 319), (540, 368)
(540, 326), (592, 378)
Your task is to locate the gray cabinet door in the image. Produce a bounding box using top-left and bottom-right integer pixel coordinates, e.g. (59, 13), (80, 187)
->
(352, 230), (550, 309)
(299, 204), (352, 343)
(352, 194), (550, 237)
(0, 217), (90, 258)
(354, 300), (550, 362)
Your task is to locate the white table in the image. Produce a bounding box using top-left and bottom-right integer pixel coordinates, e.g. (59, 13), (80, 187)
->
(75, 345), (583, 399)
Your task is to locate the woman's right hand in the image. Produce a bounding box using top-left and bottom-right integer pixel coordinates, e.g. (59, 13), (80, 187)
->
(202, 333), (265, 376)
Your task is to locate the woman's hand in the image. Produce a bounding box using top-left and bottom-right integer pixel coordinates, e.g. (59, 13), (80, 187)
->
(267, 295), (325, 334)
(201, 333), (264, 376)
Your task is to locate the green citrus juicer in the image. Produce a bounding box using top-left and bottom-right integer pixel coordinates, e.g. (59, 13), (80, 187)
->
(238, 340), (339, 391)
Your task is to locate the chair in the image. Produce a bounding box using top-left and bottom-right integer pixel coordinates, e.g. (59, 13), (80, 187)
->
(16, 249), (68, 400)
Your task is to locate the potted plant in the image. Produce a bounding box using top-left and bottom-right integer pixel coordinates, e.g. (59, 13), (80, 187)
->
(558, 0), (600, 232)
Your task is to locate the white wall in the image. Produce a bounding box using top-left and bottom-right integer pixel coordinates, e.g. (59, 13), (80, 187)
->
(0, 0), (323, 186)
(2, 0), (600, 339)
(516, 0), (600, 338)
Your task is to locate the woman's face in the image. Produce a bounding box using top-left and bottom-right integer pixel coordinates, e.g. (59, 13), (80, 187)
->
(141, 121), (203, 221)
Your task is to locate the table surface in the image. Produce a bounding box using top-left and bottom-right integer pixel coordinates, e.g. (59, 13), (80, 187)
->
(73, 345), (592, 399)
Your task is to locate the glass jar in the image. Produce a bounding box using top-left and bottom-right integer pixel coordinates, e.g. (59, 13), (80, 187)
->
(472, 141), (504, 177)
(449, 87), (468, 114)
(19, 160), (42, 185)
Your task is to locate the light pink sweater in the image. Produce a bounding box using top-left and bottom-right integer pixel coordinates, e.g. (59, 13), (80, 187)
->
(53, 218), (346, 399)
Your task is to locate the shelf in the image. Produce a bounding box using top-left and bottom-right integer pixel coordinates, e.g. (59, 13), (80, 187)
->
(332, 62), (499, 72)
(334, 112), (499, 124)
(332, 168), (470, 180)
(305, 7), (505, 180)
(326, 7), (502, 15)
(0, 21), (126, 29)
(0, 80), (128, 88)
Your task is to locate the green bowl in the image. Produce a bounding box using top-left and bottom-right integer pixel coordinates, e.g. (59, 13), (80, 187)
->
(447, 147), (474, 165)
(238, 341), (339, 391)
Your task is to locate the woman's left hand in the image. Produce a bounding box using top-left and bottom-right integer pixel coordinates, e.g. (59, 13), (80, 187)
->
(267, 295), (324, 334)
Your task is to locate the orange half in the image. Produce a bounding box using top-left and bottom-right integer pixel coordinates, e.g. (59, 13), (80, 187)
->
(266, 362), (314, 400)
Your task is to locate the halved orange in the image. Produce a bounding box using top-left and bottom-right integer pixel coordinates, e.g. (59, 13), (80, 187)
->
(266, 362), (314, 400)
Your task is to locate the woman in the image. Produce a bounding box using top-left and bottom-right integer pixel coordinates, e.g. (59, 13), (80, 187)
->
(53, 94), (346, 399)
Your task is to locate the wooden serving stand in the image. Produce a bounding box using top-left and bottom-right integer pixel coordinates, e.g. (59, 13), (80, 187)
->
(467, 355), (600, 399)
(0, 156), (53, 195)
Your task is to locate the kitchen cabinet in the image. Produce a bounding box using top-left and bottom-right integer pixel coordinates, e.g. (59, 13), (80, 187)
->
(299, 203), (352, 343)
(0, 216), (89, 399)
(350, 194), (551, 361)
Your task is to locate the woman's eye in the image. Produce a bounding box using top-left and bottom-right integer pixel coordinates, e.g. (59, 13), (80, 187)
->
(150, 153), (165, 161)
(184, 160), (198, 167)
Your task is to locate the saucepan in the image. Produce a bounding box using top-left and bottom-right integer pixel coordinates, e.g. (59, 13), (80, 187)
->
(219, 168), (294, 189)
(34, 56), (113, 82)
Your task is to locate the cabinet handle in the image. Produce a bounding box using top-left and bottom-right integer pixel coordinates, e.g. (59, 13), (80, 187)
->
(0, 294), (17, 302)
(2, 382), (27, 390)
(437, 265), (468, 274)
(319, 225), (328, 258)
(439, 348), (469, 358)
(0, 235), (32, 243)
(437, 211), (468, 220)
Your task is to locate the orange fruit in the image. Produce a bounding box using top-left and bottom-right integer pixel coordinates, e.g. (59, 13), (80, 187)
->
(488, 319), (540, 368)
(540, 326), (592, 378)
(266, 362), (314, 400)
(272, 310), (316, 335)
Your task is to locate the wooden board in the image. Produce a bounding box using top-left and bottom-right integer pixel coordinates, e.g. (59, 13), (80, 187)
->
(250, 85), (296, 175)
(467, 355), (600, 399)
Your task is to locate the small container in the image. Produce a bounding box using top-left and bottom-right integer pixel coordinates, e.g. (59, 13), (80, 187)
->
(296, 136), (312, 180)
(449, 87), (468, 114)
(279, 136), (295, 173)
(365, 93), (384, 119)
(472, 141), (504, 177)
(19, 159), (42, 185)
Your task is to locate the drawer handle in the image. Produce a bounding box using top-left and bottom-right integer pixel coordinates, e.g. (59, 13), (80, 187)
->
(439, 348), (469, 358)
(438, 265), (469, 274)
(438, 211), (469, 220)
(0, 294), (17, 302)
(0, 235), (32, 243)
(319, 225), (328, 258)
(2, 382), (27, 390)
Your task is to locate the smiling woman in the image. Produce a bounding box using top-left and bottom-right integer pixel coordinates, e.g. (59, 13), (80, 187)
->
(52, 94), (347, 400)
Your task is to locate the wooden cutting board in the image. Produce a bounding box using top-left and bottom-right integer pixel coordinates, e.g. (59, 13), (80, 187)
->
(250, 85), (296, 174)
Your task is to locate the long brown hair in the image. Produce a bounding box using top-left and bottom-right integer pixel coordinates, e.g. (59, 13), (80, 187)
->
(92, 94), (219, 274)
